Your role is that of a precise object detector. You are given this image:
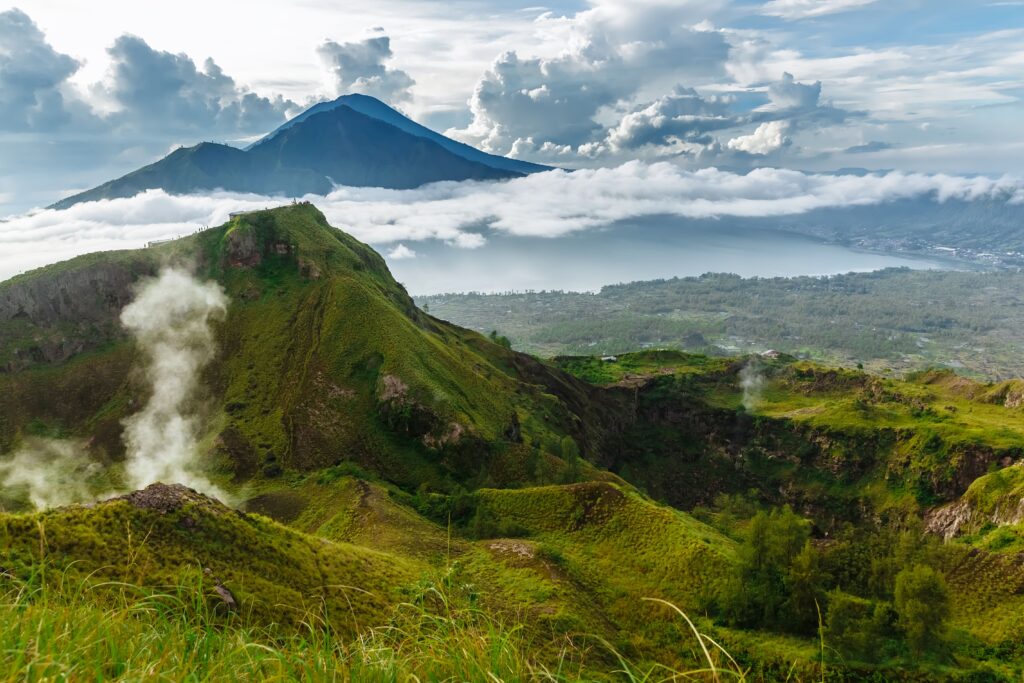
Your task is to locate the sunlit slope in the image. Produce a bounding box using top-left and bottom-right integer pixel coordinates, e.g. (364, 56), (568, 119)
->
(0, 483), (419, 631)
(0, 204), (615, 494)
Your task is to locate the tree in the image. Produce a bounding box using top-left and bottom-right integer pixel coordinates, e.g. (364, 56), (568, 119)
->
(724, 506), (820, 633)
(489, 329), (512, 349)
(784, 541), (828, 633)
(894, 564), (950, 657)
(559, 436), (581, 483)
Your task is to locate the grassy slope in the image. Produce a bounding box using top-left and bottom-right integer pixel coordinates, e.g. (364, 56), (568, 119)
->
(0, 486), (419, 633)
(0, 204), (604, 492)
(560, 351), (1024, 516)
(561, 351), (1024, 655)
(6, 210), (1024, 678)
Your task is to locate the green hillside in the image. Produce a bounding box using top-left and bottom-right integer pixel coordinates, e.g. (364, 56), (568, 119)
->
(2, 205), (1024, 680)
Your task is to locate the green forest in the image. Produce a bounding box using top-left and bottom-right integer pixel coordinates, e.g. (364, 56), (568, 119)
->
(419, 268), (1024, 379)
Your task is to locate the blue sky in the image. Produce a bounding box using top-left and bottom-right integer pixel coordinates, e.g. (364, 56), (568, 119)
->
(0, 0), (1022, 216)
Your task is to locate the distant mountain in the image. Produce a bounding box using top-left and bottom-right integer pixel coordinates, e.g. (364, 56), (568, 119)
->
(250, 93), (549, 176)
(51, 96), (550, 209)
(50, 143), (333, 209)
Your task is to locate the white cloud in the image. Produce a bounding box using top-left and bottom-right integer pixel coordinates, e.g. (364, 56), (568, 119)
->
(99, 34), (296, 135)
(603, 86), (734, 152)
(317, 29), (416, 104)
(727, 120), (791, 155)
(447, 1), (731, 155)
(761, 0), (879, 20)
(2, 165), (1022, 282)
(386, 243), (417, 259)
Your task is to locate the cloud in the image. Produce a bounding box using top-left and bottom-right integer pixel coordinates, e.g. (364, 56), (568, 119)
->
(577, 71), (854, 162)
(2, 164), (1023, 282)
(761, 0), (879, 20)
(728, 121), (791, 155)
(447, 2), (731, 155)
(767, 72), (821, 110)
(0, 9), (84, 131)
(317, 29), (415, 104)
(386, 243), (417, 259)
(100, 35), (295, 135)
(604, 86), (735, 152)
(846, 140), (894, 154)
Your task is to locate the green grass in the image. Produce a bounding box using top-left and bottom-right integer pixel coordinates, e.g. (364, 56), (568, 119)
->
(1, 204), (598, 494)
(0, 552), (752, 682)
(7, 207), (1024, 680)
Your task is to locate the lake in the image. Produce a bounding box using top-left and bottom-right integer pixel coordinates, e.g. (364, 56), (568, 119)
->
(385, 216), (959, 295)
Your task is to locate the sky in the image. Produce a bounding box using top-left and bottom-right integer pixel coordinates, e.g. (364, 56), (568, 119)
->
(0, 0), (1023, 288)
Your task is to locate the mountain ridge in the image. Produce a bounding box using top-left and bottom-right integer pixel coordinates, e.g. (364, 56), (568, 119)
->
(50, 96), (549, 210)
(250, 93), (550, 175)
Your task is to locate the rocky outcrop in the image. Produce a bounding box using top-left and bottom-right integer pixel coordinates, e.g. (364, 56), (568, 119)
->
(925, 500), (974, 541)
(926, 487), (1024, 540)
(113, 482), (227, 514)
(0, 258), (156, 371)
(0, 259), (153, 328)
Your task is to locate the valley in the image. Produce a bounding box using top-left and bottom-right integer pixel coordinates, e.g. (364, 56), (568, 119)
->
(420, 267), (1024, 380)
(1, 205), (1023, 679)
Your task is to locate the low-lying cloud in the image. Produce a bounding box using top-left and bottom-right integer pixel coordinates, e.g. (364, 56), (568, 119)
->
(1, 163), (1023, 281)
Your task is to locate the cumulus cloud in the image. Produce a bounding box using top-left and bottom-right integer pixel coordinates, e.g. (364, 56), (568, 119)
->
(761, 0), (879, 20)
(580, 71), (853, 162)
(100, 35), (296, 135)
(604, 86), (734, 152)
(728, 121), (791, 155)
(0, 9), (84, 131)
(767, 72), (821, 110)
(2, 164), (1023, 282)
(386, 243), (417, 259)
(318, 30), (415, 104)
(448, 2), (730, 155)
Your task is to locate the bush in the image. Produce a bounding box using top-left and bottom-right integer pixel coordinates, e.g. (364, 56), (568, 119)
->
(825, 591), (897, 664)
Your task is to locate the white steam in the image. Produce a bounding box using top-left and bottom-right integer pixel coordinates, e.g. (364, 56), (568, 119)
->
(0, 268), (229, 510)
(120, 268), (228, 499)
(0, 439), (104, 510)
(740, 359), (765, 412)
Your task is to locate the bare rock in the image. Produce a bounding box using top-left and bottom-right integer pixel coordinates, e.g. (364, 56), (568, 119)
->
(204, 567), (238, 611)
(925, 499), (973, 541)
(113, 483), (225, 514)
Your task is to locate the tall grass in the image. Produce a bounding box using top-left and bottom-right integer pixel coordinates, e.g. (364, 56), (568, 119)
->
(0, 565), (747, 682)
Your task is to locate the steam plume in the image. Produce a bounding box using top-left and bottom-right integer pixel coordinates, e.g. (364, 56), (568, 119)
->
(0, 268), (228, 509)
(0, 439), (103, 509)
(740, 358), (765, 412)
(120, 268), (228, 499)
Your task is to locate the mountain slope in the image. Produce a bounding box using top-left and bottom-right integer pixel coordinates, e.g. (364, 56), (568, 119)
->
(49, 143), (332, 209)
(4, 205), (1024, 678)
(246, 105), (517, 189)
(251, 94), (550, 175)
(50, 96), (545, 209)
(0, 203), (617, 490)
